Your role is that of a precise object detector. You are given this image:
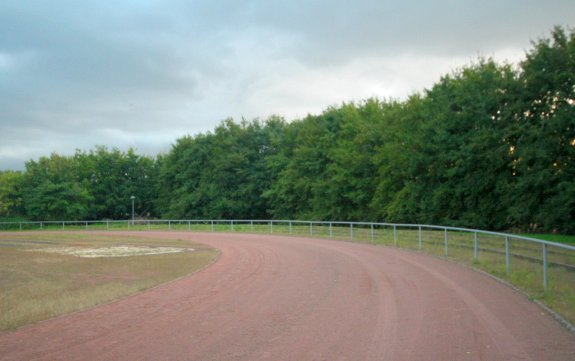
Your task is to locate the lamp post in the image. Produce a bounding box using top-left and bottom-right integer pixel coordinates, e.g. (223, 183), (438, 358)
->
(130, 195), (135, 226)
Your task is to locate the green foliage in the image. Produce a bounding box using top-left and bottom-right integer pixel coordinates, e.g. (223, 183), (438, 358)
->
(19, 148), (158, 221)
(21, 154), (87, 221)
(506, 26), (575, 233)
(0, 171), (24, 217)
(375, 60), (517, 229)
(264, 99), (388, 221)
(156, 117), (287, 219)
(74, 147), (159, 219)
(24, 180), (91, 221)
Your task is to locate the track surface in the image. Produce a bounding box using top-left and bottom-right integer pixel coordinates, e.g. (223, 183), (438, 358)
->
(1, 232), (574, 360)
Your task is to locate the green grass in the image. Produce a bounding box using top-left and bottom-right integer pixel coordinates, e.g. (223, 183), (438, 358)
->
(519, 233), (575, 245)
(0, 232), (218, 330)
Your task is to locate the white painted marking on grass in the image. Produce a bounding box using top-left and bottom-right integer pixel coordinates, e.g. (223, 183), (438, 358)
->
(30, 246), (193, 258)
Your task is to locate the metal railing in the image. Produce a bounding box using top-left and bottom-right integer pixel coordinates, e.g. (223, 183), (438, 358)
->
(1, 219), (574, 297)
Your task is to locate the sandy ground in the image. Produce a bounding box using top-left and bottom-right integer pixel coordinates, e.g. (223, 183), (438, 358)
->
(29, 245), (192, 257)
(0, 231), (574, 361)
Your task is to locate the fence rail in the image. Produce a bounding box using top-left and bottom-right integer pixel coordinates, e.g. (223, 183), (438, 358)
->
(1, 219), (574, 300)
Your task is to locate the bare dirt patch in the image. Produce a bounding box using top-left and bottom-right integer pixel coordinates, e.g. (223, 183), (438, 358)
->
(30, 245), (193, 258)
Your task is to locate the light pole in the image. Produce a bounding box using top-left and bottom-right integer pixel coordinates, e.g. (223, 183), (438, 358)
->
(130, 195), (135, 226)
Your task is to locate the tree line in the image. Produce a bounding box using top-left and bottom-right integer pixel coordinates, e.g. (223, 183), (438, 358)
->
(1, 27), (573, 233)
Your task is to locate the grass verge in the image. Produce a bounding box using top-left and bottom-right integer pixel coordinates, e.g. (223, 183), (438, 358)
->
(519, 233), (575, 245)
(0, 232), (218, 331)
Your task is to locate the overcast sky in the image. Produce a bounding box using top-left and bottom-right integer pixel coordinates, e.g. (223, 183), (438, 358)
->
(1, 1), (574, 170)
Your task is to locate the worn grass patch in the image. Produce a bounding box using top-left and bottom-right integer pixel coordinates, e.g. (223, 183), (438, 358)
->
(0, 232), (218, 331)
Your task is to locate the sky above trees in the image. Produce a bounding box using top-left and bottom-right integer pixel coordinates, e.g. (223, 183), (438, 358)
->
(1, 0), (574, 170)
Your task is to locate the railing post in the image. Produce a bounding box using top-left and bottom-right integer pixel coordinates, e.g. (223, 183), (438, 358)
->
(270, 221), (273, 234)
(393, 225), (397, 246)
(211, 221), (214, 232)
(444, 228), (448, 257)
(251, 221), (254, 232)
(169, 220), (172, 231)
(473, 232), (478, 260)
(289, 221), (292, 235)
(40, 222), (43, 231)
(62, 222), (65, 230)
(85, 221), (88, 231)
(188, 220), (191, 231)
(19, 222), (22, 231)
(371, 223), (374, 244)
(542, 244), (548, 291)
(418, 225), (422, 250)
(149, 221), (151, 231)
(106, 221), (109, 231)
(505, 236), (510, 274)
(350, 223), (354, 241)
(231, 220), (234, 232)
(329, 222), (333, 238)
(309, 222), (313, 236)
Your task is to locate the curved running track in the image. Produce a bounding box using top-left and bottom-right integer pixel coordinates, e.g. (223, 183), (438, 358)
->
(0, 232), (574, 360)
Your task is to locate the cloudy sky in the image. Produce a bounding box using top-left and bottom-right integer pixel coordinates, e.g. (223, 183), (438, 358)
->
(1, 0), (574, 170)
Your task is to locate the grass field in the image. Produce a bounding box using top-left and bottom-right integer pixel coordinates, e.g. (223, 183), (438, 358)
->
(0, 232), (218, 330)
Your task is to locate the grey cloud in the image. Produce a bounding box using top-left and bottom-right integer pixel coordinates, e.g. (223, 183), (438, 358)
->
(212, 0), (575, 64)
(0, 0), (574, 170)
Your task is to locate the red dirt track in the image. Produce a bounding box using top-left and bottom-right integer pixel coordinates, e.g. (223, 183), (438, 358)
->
(1, 232), (574, 360)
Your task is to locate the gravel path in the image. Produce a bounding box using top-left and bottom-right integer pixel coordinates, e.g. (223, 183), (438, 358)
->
(1, 231), (574, 360)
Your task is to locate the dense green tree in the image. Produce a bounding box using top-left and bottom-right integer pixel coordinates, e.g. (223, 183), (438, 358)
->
(263, 112), (336, 219)
(507, 27), (575, 232)
(20, 148), (157, 221)
(264, 100), (391, 221)
(0, 171), (24, 218)
(371, 94), (427, 224)
(157, 117), (287, 219)
(321, 100), (388, 221)
(24, 180), (91, 221)
(74, 147), (158, 219)
(22, 154), (92, 221)
(374, 60), (519, 229)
